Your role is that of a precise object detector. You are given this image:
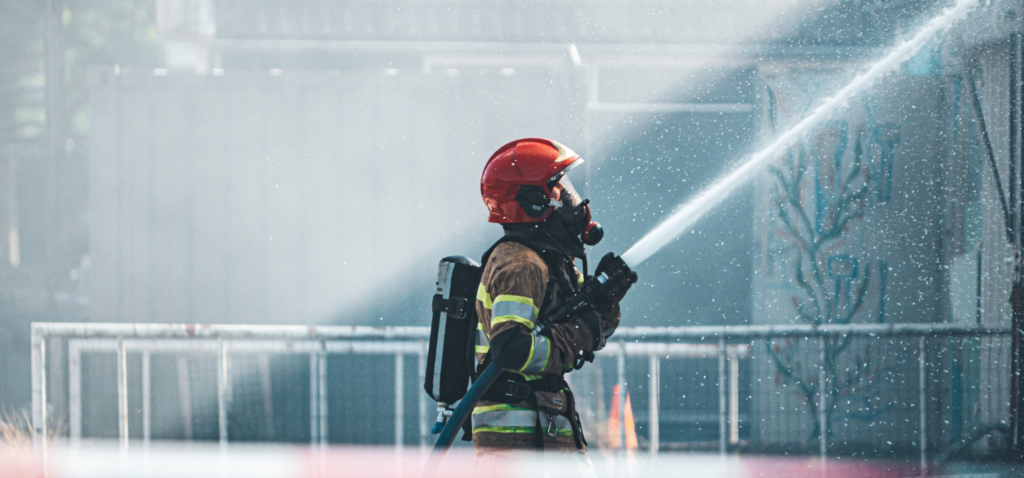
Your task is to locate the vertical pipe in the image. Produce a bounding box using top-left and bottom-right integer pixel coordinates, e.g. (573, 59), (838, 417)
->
(177, 357), (193, 441)
(648, 354), (659, 454)
(309, 352), (318, 445)
(1012, 31), (1024, 461)
(418, 347), (428, 448)
(920, 336), (928, 476)
(718, 338), (727, 455)
(617, 344), (626, 451)
(951, 337), (963, 442)
(258, 354), (274, 440)
(1011, 54), (1018, 247)
(69, 341), (80, 444)
(729, 349), (740, 445)
(117, 337), (128, 452)
(1017, 32), (1024, 245)
(142, 350), (151, 445)
(318, 344), (327, 447)
(50, 338), (64, 436)
(818, 337), (827, 467)
(1013, 32), (1021, 248)
(395, 353), (405, 448)
(31, 327), (47, 451)
(218, 339), (228, 446)
(1018, 31), (1024, 459)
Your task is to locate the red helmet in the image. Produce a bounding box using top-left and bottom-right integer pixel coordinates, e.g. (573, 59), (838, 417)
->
(481, 138), (604, 246)
(481, 138), (581, 224)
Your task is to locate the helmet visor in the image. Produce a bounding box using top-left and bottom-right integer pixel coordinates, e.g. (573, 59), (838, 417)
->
(555, 176), (583, 211)
(549, 159), (585, 209)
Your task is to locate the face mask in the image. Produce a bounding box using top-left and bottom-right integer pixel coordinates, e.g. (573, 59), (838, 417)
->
(550, 175), (604, 246)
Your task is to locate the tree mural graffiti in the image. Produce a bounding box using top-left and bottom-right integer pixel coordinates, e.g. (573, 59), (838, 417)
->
(764, 83), (895, 444)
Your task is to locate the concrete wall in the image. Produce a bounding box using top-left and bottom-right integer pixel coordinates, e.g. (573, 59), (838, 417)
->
(87, 67), (584, 326)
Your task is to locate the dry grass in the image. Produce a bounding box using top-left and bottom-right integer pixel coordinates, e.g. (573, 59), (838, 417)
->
(0, 410), (63, 477)
(0, 411), (32, 476)
(0, 410), (30, 440)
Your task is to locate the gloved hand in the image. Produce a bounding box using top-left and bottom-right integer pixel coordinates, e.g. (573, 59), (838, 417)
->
(577, 309), (605, 351)
(594, 252), (638, 306)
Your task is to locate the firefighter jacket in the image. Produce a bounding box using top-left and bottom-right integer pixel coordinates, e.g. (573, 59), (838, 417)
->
(472, 241), (620, 451)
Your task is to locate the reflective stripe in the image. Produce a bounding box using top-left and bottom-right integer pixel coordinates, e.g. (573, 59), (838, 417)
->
(476, 284), (493, 309)
(473, 403), (531, 414)
(551, 140), (577, 163)
(473, 426), (572, 437)
(520, 333), (550, 374)
(492, 315), (535, 329)
(475, 321), (491, 354)
(491, 297), (538, 329)
(519, 331), (535, 372)
(477, 323), (490, 347)
(471, 407), (573, 436)
(577, 274), (584, 286)
(472, 408), (536, 429)
(493, 295), (539, 316)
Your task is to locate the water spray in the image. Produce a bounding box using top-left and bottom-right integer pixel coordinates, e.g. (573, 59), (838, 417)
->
(620, 0), (980, 268)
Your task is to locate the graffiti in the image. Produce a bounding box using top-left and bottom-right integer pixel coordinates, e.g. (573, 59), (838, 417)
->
(861, 97), (903, 204)
(763, 83), (894, 443)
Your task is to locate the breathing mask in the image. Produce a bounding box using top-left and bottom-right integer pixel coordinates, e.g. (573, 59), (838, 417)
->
(546, 166), (603, 246)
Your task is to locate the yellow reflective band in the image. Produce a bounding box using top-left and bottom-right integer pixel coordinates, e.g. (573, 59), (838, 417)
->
(518, 332), (536, 373)
(577, 274), (584, 286)
(475, 345), (491, 353)
(472, 426), (572, 436)
(492, 295), (539, 316)
(472, 426), (536, 434)
(540, 339), (551, 372)
(520, 333), (550, 374)
(477, 284), (493, 309)
(477, 322), (485, 331)
(473, 404), (532, 414)
(551, 140), (577, 163)
(492, 315), (535, 330)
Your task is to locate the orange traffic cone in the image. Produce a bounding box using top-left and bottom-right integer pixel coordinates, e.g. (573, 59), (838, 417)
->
(623, 392), (638, 450)
(607, 384), (621, 449)
(607, 384), (639, 450)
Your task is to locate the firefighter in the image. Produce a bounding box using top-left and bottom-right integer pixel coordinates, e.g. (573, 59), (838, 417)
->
(473, 138), (636, 470)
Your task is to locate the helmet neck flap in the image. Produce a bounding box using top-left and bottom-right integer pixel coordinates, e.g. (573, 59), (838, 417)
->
(502, 219), (587, 260)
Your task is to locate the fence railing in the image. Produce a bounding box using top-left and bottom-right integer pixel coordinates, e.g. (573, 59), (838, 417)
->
(31, 322), (1011, 473)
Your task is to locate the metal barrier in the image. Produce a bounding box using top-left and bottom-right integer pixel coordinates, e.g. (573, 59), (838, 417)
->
(31, 322), (1011, 472)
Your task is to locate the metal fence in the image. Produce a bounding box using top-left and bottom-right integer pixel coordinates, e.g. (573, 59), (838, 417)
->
(31, 322), (1011, 471)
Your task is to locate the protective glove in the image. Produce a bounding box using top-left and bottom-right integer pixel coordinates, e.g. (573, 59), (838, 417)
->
(596, 302), (620, 339)
(576, 309), (605, 352)
(594, 252), (638, 306)
(572, 310), (603, 370)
